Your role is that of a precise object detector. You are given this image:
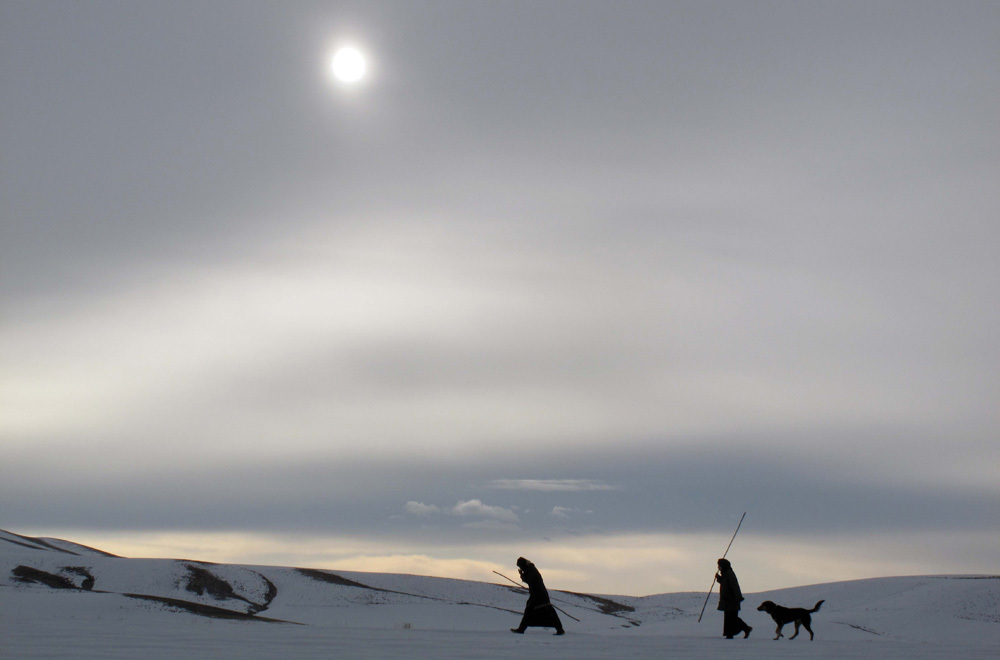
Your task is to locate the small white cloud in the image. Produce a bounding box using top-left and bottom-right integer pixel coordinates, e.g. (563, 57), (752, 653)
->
(404, 501), (441, 516)
(551, 506), (594, 519)
(489, 479), (618, 492)
(460, 519), (522, 532)
(452, 499), (519, 523)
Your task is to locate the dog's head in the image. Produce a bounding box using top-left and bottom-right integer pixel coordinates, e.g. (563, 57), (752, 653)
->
(757, 600), (776, 613)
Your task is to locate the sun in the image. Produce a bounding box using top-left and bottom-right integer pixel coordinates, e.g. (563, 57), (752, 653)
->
(330, 47), (367, 84)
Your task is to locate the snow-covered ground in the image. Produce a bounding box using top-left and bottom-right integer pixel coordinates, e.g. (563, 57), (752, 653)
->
(2, 529), (997, 658)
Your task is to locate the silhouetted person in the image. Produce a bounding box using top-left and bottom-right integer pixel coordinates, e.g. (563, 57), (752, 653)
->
(510, 557), (565, 635)
(716, 558), (751, 639)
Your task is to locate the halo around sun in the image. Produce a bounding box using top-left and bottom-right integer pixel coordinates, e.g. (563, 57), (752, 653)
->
(331, 47), (367, 84)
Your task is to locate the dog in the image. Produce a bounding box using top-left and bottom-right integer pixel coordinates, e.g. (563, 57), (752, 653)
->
(756, 599), (824, 640)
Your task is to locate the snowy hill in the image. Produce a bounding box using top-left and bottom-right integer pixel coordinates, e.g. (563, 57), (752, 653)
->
(2, 528), (997, 658)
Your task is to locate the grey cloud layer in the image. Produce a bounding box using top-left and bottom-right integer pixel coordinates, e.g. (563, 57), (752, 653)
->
(2, 1), (998, 568)
(4, 435), (996, 543)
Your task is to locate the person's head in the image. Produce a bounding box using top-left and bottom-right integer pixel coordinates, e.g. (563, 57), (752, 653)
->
(516, 557), (529, 569)
(717, 558), (731, 570)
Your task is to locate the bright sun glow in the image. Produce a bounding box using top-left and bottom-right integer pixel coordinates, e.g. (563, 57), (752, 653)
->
(331, 47), (367, 84)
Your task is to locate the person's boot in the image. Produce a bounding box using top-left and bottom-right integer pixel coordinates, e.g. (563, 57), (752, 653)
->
(510, 628), (524, 634)
(554, 628), (565, 635)
(744, 625), (752, 638)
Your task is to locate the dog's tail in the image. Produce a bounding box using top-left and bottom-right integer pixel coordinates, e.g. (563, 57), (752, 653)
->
(810, 600), (825, 613)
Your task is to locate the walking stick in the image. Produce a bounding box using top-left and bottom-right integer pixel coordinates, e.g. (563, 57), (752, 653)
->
(493, 570), (525, 588)
(493, 571), (582, 622)
(697, 511), (746, 623)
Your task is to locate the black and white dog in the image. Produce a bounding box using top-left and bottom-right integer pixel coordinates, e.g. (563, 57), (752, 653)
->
(756, 599), (825, 640)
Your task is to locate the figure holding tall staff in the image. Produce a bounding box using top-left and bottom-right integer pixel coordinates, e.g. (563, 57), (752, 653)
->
(510, 557), (565, 635)
(716, 558), (752, 639)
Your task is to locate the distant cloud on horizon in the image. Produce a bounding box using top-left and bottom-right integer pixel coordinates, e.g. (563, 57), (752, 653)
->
(451, 499), (519, 523)
(405, 499), (520, 524)
(488, 479), (618, 492)
(404, 501), (441, 516)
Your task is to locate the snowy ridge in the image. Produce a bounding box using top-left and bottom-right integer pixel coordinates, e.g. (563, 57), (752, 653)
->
(2, 528), (997, 658)
(1, 529), (117, 557)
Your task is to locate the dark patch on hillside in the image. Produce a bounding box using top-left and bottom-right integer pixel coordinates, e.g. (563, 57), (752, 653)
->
(64, 566), (96, 590)
(257, 572), (279, 612)
(11, 562), (291, 623)
(296, 568), (443, 601)
(564, 591), (635, 615)
(11, 565), (79, 589)
(296, 568), (385, 590)
(184, 565), (241, 600)
(182, 564), (270, 613)
(11, 565), (98, 590)
(123, 593), (298, 623)
(562, 590), (641, 625)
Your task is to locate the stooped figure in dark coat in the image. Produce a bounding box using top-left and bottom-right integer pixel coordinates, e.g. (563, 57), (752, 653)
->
(510, 557), (565, 635)
(716, 558), (752, 639)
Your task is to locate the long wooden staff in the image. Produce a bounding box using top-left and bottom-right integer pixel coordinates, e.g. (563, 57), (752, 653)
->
(697, 511), (746, 623)
(493, 570), (582, 622)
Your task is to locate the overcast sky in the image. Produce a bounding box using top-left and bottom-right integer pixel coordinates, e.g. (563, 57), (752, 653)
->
(2, 0), (998, 595)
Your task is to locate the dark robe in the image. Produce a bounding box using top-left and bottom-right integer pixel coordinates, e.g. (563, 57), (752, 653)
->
(515, 561), (563, 632)
(716, 566), (743, 612)
(717, 566), (750, 638)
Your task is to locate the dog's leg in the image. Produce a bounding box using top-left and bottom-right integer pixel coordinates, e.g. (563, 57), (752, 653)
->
(803, 621), (814, 640)
(774, 624), (783, 640)
(789, 621), (800, 640)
